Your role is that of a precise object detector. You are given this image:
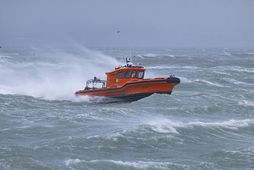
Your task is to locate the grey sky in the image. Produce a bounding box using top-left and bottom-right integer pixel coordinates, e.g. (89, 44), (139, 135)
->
(1, 0), (254, 48)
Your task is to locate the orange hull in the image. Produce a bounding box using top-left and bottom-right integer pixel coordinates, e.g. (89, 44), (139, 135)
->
(75, 77), (180, 102)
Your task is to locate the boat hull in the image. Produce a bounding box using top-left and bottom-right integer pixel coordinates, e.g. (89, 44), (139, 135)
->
(75, 77), (180, 102)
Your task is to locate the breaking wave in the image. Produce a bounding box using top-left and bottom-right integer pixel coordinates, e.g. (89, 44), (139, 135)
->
(144, 118), (254, 134)
(64, 159), (185, 169)
(194, 79), (224, 87)
(223, 78), (253, 86)
(146, 65), (198, 70)
(238, 100), (254, 107)
(215, 66), (254, 73)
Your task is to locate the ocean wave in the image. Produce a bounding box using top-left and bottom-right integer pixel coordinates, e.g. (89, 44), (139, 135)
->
(216, 66), (254, 73)
(246, 52), (254, 55)
(167, 54), (175, 58)
(195, 79), (224, 87)
(194, 79), (224, 87)
(146, 66), (172, 70)
(64, 159), (186, 169)
(238, 100), (254, 107)
(142, 53), (158, 57)
(211, 147), (254, 167)
(146, 65), (198, 70)
(230, 66), (254, 73)
(223, 51), (232, 56)
(223, 78), (253, 86)
(86, 117), (254, 141)
(212, 70), (232, 76)
(144, 118), (254, 134)
(141, 54), (176, 58)
(0, 55), (11, 63)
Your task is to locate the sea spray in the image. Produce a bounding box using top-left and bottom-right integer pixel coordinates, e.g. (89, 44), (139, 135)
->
(0, 46), (119, 100)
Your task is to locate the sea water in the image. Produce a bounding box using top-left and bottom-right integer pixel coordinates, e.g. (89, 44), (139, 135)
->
(0, 47), (253, 170)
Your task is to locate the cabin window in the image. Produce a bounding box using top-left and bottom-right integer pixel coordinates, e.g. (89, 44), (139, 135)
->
(138, 71), (144, 78)
(116, 72), (125, 78)
(131, 71), (137, 78)
(125, 71), (132, 78)
(116, 71), (144, 79)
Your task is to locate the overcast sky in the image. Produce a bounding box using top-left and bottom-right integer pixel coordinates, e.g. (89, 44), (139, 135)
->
(1, 0), (254, 48)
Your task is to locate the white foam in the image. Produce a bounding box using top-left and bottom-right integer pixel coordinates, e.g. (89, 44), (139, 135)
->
(144, 118), (254, 134)
(187, 119), (253, 130)
(0, 55), (11, 63)
(223, 51), (232, 56)
(146, 65), (198, 70)
(64, 159), (184, 169)
(146, 65), (172, 70)
(230, 66), (254, 73)
(212, 70), (231, 76)
(182, 66), (198, 69)
(167, 54), (175, 58)
(217, 66), (254, 73)
(194, 79), (224, 87)
(0, 46), (120, 101)
(239, 100), (254, 107)
(65, 159), (81, 166)
(178, 76), (193, 83)
(146, 119), (180, 134)
(223, 78), (253, 86)
(143, 53), (158, 57)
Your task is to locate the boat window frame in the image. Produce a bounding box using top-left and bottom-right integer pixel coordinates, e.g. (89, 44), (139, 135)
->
(131, 71), (137, 78)
(116, 70), (144, 79)
(125, 71), (132, 78)
(137, 71), (144, 79)
(116, 71), (125, 78)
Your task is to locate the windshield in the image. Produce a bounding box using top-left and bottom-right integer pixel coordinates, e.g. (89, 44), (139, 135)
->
(116, 71), (144, 79)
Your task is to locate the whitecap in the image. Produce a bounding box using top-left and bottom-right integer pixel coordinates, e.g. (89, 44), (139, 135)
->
(146, 119), (180, 134)
(144, 118), (254, 134)
(146, 65), (198, 70)
(217, 66), (254, 73)
(187, 119), (254, 130)
(166, 54), (175, 58)
(223, 78), (253, 86)
(146, 66), (172, 70)
(238, 100), (254, 107)
(64, 159), (186, 169)
(65, 159), (81, 166)
(142, 53), (158, 57)
(194, 79), (224, 87)
(230, 66), (254, 73)
(182, 66), (198, 69)
(212, 70), (231, 76)
(246, 52), (254, 55)
(223, 51), (232, 56)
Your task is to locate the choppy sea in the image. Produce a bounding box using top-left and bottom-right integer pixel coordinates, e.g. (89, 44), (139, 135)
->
(0, 47), (254, 170)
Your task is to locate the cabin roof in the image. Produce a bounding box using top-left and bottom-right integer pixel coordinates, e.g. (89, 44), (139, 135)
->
(106, 66), (145, 75)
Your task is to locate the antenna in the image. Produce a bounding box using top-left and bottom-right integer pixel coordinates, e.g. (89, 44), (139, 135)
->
(129, 49), (132, 60)
(126, 57), (130, 63)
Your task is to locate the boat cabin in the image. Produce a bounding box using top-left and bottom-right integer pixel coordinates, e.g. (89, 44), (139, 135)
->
(106, 63), (145, 88)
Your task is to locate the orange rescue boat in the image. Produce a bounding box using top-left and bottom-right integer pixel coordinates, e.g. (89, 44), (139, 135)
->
(75, 59), (180, 102)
